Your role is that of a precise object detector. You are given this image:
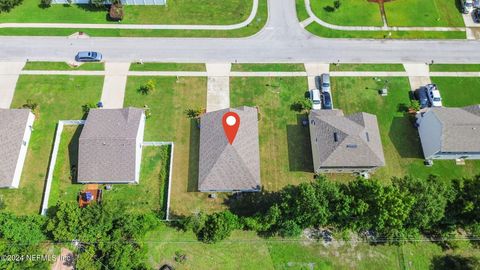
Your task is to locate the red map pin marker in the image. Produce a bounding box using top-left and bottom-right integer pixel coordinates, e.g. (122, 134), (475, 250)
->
(222, 112), (240, 145)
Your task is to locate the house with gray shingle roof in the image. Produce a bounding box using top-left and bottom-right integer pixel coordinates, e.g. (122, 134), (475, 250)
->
(416, 105), (480, 160)
(198, 106), (261, 192)
(78, 107), (145, 184)
(0, 109), (35, 188)
(309, 109), (385, 173)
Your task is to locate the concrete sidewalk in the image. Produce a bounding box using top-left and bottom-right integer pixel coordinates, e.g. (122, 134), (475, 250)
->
(403, 63), (431, 91)
(206, 63), (231, 112)
(100, 62), (130, 109)
(304, 63), (329, 90)
(0, 62), (25, 108)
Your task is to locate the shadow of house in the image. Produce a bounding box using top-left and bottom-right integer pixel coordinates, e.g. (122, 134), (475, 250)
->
(286, 114), (314, 172)
(68, 125), (83, 184)
(187, 119), (200, 192)
(388, 116), (423, 158)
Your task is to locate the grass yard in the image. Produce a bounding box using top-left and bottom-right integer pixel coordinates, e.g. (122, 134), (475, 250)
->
(23, 61), (104, 71)
(310, 0), (384, 26)
(129, 62), (206, 72)
(0, 75), (103, 215)
(430, 64), (480, 72)
(231, 63), (306, 72)
(123, 76), (224, 217)
(331, 77), (480, 183)
(230, 77), (314, 191)
(0, 0), (267, 38)
(0, 0), (252, 25)
(144, 224), (480, 269)
(330, 63), (405, 71)
(47, 124), (171, 216)
(384, 0), (464, 27)
(431, 77), (480, 107)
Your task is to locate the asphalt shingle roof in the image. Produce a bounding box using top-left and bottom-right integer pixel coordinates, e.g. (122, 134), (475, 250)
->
(0, 109), (32, 187)
(78, 108), (144, 183)
(427, 105), (480, 152)
(198, 106), (261, 192)
(309, 109), (385, 168)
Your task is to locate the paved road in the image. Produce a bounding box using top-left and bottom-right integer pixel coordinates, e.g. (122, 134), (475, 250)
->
(0, 0), (480, 63)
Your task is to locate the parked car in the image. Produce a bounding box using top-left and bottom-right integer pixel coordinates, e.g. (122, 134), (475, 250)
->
(75, 51), (102, 62)
(474, 8), (480, 23)
(309, 89), (322, 110)
(321, 92), (333, 110)
(463, 0), (474, 13)
(320, 73), (331, 93)
(414, 87), (430, 108)
(426, 84), (443, 107)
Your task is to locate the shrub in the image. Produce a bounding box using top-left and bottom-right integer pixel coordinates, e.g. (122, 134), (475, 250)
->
(198, 211), (239, 243)
(138, 80), (156, 95)
(82, 103), (97, 115)
(109, 3), (124, 21)
(184, 108), (204, 119)
(21, 99), (39, 115)
(334, 0), (341, 9)
(290, 98), (312, 113)
(0, 0), (23, 13)
(40, 0), (51, 7)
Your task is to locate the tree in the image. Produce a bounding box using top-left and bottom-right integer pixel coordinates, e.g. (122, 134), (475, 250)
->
(0, 0), (23, 13)
(46, 201), (81, 241)
(393, 175), (453, 232)
(278, 220), (302, 237)
(290, 98), (312, 113)
(138, 80), (156, 95)
(445, 175), (480, 227)
(198, 211), (239, 243)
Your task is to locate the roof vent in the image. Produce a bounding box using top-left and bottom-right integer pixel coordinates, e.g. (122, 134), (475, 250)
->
(346, 144), (357, 148)
(366, 132), (370, 142)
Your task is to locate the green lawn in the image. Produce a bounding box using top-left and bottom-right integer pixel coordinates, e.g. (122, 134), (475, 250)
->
(310, 0), (384, 27)
(23, 61), (104, 71)
(231, 63), (306, 72)
(230, 77), (314, 191)
(47, 124), (171, 216)
(123, 77), (217, 216)
(144, 224), (480, 269)
(0, 75), (103, 215)
(330, 63), (405, 72)
(431, 77), (480, 107)
(430, 64), (480, 72)
(0, 0), (267, 38)
(129, 62), (206, 72)
(0, 0), (252, 25)
(305, 22), (466, 39)
(384, 0), (464, 27)
(331, 77), (480, 183)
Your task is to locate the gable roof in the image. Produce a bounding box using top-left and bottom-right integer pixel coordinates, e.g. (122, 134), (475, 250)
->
(0, 109), (32, 187)
(309, 109), (385, 168)
(198, 106), (261, 191)
(426, 105), (480, 152)
(78, 108), (144, 183)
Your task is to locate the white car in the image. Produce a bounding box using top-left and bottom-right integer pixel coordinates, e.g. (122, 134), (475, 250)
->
(463, 0), (474, 13)
(309, 89), (322, 110)
(426, 84), (443, 107)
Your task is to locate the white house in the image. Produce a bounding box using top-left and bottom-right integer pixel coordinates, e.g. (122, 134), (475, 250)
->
(78, 107), (145, 184)
(0, 109), (35, 188)
(416, 105), (480, 160)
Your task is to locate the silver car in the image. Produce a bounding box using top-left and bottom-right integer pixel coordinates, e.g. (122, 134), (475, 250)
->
(75, 51), (102, 62)
(320, 73), (331, 93)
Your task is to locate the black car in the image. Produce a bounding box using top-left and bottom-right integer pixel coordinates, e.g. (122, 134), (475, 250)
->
(321, 92), (333, 110)
(414, 87), (430, 108)
(474, 9), (480, 23)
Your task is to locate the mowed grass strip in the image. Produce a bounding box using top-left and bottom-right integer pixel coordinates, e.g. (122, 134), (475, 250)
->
(48, 124), (171, 216)
(129, 62), (206, 72)
(310, 0), (384, 26)
(430, 64), (480, 72)
(0, 75), (103, 214)
(23, 61), (105, 71)
(431, 77), (480, 107)
(230, 77), (314, 191)
(0, 0), (253, 25)
(231, 63), (306, 72)
(123, 76), (225, 216)
(384, 0), (464, 27)
(331, 77), (480, 183)
(330, 63), (405, 72)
